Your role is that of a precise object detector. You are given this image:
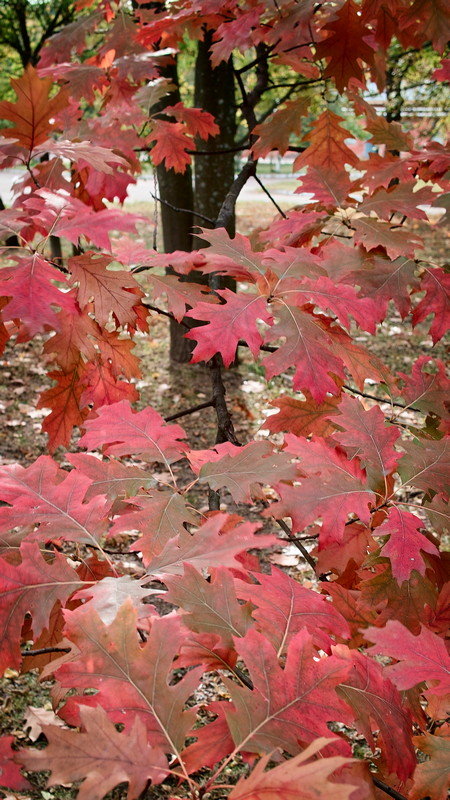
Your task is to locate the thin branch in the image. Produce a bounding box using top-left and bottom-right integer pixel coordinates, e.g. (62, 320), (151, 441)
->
(238, 339), (276, 352)
(143, 301), (190, 327)
(343, 384), (418, 411)
(372, 777), (408, 800)
(188, 143), (250, 155)
(254, 78), (324, 129)
(22, 646), (71, 657)
(214, 159), (258, 232)
(237, 339), (419, 412)
(254, 174), (287, 218)
(151, 191), (215, 224)
(236, 43), (278, 74)
(231, 665), (253, 690)
(164, 399), (215, 422)
(274, 516), (318, 573)
(208, 355), (241, 511)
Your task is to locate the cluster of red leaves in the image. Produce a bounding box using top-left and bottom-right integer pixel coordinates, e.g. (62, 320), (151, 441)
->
(0, 1), (449, 799)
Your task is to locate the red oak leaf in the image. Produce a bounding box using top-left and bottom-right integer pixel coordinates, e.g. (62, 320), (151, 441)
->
(352, 217), (423, 259)
(260, 210), (328, 248)
(112, 490), (199, 563)
(198, 440), (296, 503)
(186, 289), (273, 367)
(68, 453), (155, 501)
(145, 512), (275, 578)
(0, 65), (68, 150)
(68, 251), (143, 328)
(0, 254), (74, 336)
(397, 437), (450, 497)
(36, 139), (127, 173)
(399, 0), (450, 53)
(147, 273), (218, 322)
(164, 102), (219, 139)
(164, 564), (253, 648)
(19, 705), (168, 800)
(37, 367), (89, 451)
(266, 438), (374, 546)
(366, 620), (450, 696)
(412, 267), (450, 343)
(336, 647), (416, 781)
(0, 541), (83, 672)
(79, 361), (138, 408)
(229, 738), (356, 800)
(279, 275), (380, 332)
(359, 566), (437, 634)
(410, 729), (450, 800)
(398, 356), (450, 428)
(180, 702), (234, 774)
(0, 455), (110, 545)
(0, 737), (31, 790)
(263, 305), (346, 402)
(195, 228), (268, 282)
(224, 628), (353, 756)
(294, 110), (358, 171)
(210, 8), (261, 65)
(261, 394), (340, 438)
(252, 96), (310, 158)
(54, 601), (201, 755)
(316, 522), (374, 578)
(235, 567), (350, 654)
(343, 251), (418, 319)
(363, 153), (415, 191)
(43, 306), (98, 372)
(297, 165), (354, 207)
(78, 400), (188, 463)
(359, 183), (435, 221)
(329, 394), (401, 481)
(376, 508), (438, 582)
(315, 0), (375, 92)
(148, 119), (192, 173)
(95, 328), (141, 379)
(73, 576), (157, 625)
(352, 93), (412, 150)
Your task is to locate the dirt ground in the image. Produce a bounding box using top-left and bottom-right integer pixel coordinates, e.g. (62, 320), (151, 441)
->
(0, 197), (448, 799)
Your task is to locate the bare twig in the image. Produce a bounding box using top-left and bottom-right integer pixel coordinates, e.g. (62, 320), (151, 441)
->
(207, 356), (241, 511)
(342, 384), (416, 411)
(189, 143), (250, 155)
(22, 646), (71, 657)
(214, 158), (258, 232)
(164, 399), (215, 422)
(150, 191), (215, 224)
(372, 777), (408, 800)
(254, 174), (287, 218)
(143, 301), (190, 327)
(273, 515), (318, 572)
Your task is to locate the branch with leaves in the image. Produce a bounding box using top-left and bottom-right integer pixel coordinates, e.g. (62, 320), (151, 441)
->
(0, 3), (449, 800)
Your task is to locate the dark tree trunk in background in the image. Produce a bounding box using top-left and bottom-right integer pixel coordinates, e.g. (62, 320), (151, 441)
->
(158, 161), (195, 362)
(151, 58), (196, 362)
(133, 7), (237, 362)
(166, 34), (237, 362)
(194, 31), (236, 236)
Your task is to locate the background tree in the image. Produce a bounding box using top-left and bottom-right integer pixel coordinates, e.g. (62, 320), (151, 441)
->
(0, 0), (74, 69)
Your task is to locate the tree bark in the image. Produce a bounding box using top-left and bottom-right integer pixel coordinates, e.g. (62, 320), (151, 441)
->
(165, 33), (237, 362)
(194, 31), (236, 236)
(151, 58), (196, 362)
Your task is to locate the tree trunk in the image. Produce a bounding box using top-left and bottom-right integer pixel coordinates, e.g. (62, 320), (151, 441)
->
(151, 58), (196, 363)
(165, 34), (237, 362)
(194, 31), (236, 236)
